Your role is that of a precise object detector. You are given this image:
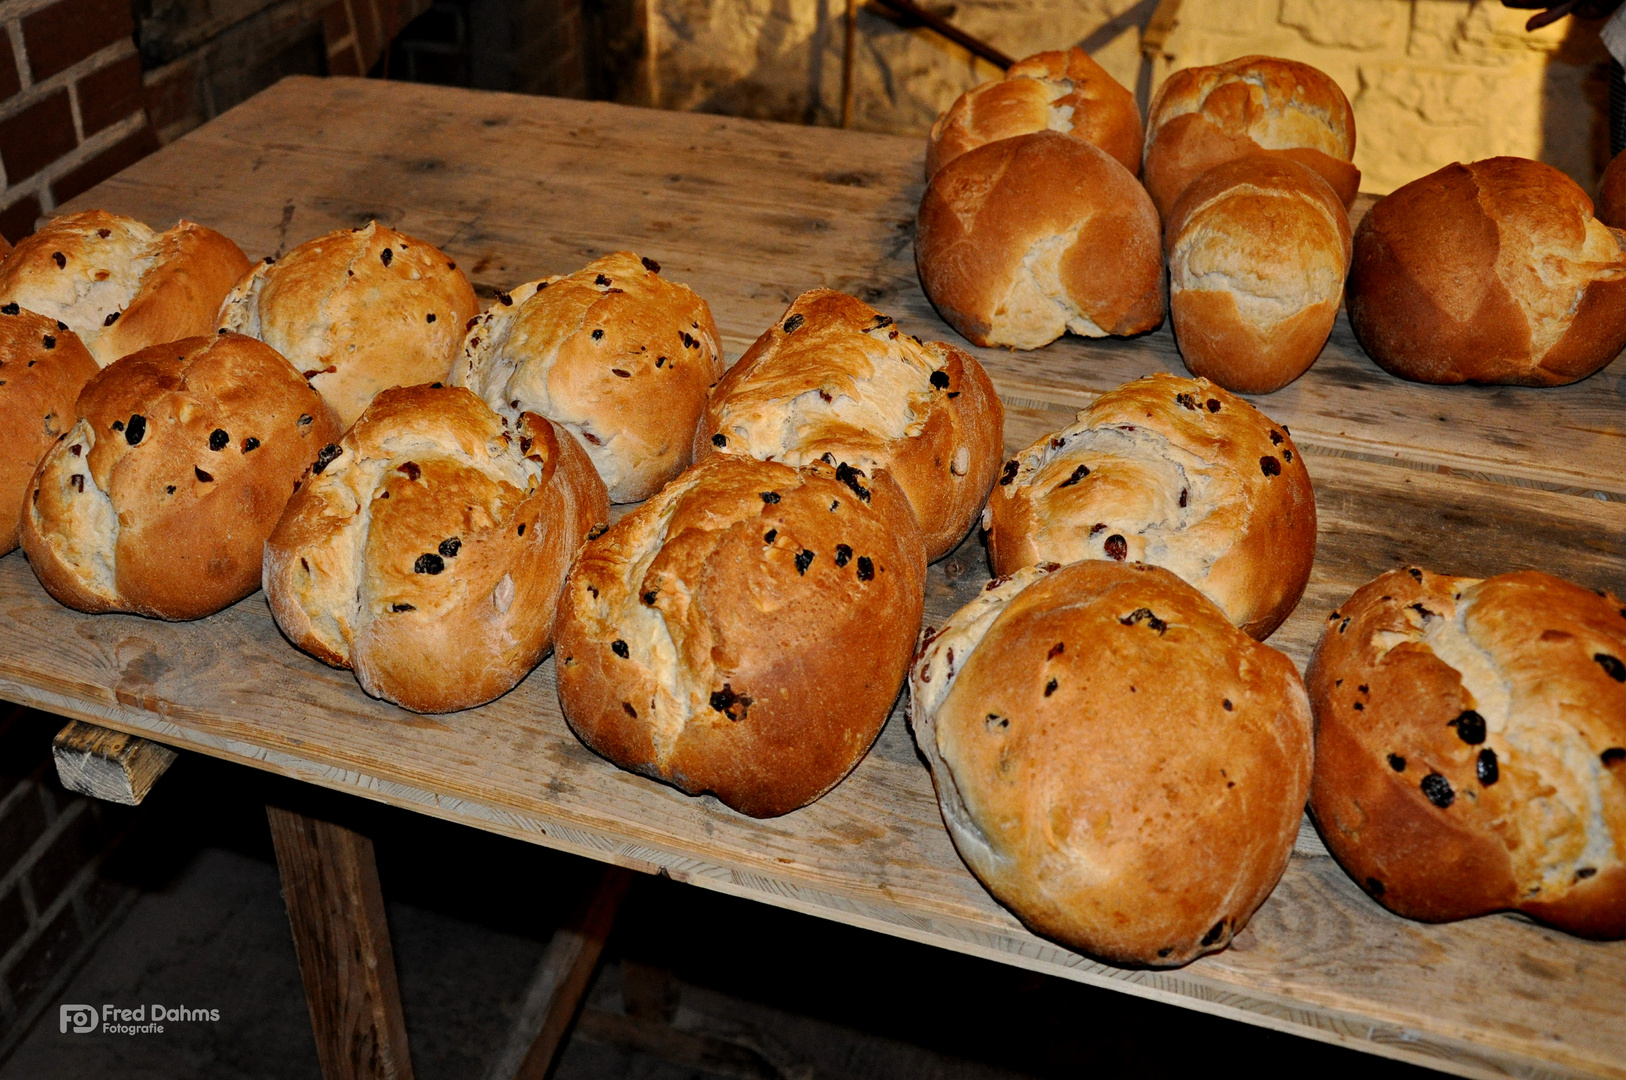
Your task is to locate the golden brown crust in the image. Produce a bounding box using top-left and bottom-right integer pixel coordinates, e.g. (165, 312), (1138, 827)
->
(554, 454), (927, 818)
(692, 290), (1002, 562)
(909, 560), (1312, 967)
(20, 333), (342, 619)
(1307, 568), (1626, 940)
(927, 47), (1142, 179)
(219, 222), (478, 426)
(264, 384), (608, 713)
(986, 373), (1314, 639)
(452, 251), (723, 503)
(0, 308), (98, 553)
(1143, 56), (1359, 220)
(1165, 155), (1352, 393)
(916, 131), (1164, 350)
(1596, 147), (1626, 229)
(0, 211), (251, 366)
(1348, 158), (1626, 386)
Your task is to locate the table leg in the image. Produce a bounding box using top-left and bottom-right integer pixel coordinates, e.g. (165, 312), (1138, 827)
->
(267, 804), (415, 1080)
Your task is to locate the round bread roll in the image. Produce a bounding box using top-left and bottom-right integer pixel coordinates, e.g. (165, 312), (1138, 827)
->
(693, 290), (1002, 562)
(915, 131), (1164, 350)
(219, 222), (478, 426)
(1347, 157), (1626, 386)
(20, 333), (342, 619)
(554, 454), (927, 818)
(985, 373), (1314, 640)
(1596, 147), (1626, 229)
(1307, 568), (1626, 940)
(0, 210), (250, 366)
(0, 306), (98, 554)
(1143, 55), (1359, 220)
(264, 384), (608, 714)
(909, 559), (1312, 966)
(1165, 155), (1352, 393)
(452, 251), (723, 503)
(927, 47), (1142, 179)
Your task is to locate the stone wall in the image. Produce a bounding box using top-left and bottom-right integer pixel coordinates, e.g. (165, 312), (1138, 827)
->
(645, 0), (1612, 194)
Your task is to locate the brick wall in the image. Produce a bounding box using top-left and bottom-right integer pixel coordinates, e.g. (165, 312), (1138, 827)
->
(0, 0), (429, 244)
(0, 706), (137, 1059)
(0, 0), (160, 242)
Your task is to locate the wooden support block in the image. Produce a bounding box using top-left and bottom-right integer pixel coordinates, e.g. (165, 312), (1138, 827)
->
(267, 804), (415, 1080)
(52, 719), (177, 805)
(486, 865), (636, 1080)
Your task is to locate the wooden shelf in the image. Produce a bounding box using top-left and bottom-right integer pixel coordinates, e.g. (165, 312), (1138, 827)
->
(3, 76), (1621, 1080)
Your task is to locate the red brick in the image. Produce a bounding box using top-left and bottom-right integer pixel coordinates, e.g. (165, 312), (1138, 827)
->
(0, 784), (48, 874)
(28, 806), (105, 914)
(0, 886), (27, 958)
(0, 192), (42, 244)
(21, 0), (135, 84)
(0, 90), (76, 186)
(142, 58), (199, 135)
(50, 121), (158, 205)
(0, 33), (20, 100)
(5, 902), (82, 1004)
(76, 53), (144, 137)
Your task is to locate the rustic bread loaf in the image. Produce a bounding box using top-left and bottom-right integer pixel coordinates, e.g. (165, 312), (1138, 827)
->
(984, 373), (1314, 640)
(1347, 157), (1626, 386)
(1597, 147), (1626, 229)
(554, 454), (926, 818)
(264, 384), (607, 714)
(1143, 55), (1359, 220)
(0, 210), (250, 366)
(1165, 155), (1352, 393)
(915, 131), (1164, 350)
(910, 559), (1312, 966)
(20, 332), (341, 619)
(693, 290), (1002, 562)
(927, 47), (1142, 179)
(218, 222), (477, 426)
(452, 251), (723, 503)
(0, 307), (98, 554)
(1307, 568), (1626, 940)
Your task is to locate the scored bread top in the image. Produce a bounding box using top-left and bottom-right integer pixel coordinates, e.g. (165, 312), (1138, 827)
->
(219, 222), (477, 426)
(554, 454), (926, 817)
(1347, 157), (1626, 386)
(263, 383), (608, 713)
(985, 373), (1314, 639)
(1307, 568), (1626, 939)
(915, 131), (1164, 350)
(0, 307), (99, 554)
(20, 332), (341, 619)
(0, 210), (250, 366)
(909, 559), (1312, 966)
(927, 47), (1142, 179)
(453, 251), (723, 503)
(694, 289), (1003, 561)
(1143, 55), (1359, 217)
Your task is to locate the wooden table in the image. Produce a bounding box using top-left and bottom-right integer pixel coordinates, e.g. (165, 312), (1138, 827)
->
(4, 75), (1624, 1080)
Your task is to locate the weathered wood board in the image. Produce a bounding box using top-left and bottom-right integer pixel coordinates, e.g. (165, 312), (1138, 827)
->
(1, 76), (1620, 1080)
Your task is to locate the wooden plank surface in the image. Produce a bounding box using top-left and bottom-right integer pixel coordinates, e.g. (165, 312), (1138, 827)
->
(52, 718), (177, 805)
(267, 803), (415, 1080)
(0, 75), (1617, 1080)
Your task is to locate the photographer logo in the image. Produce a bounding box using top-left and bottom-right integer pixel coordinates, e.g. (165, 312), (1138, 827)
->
(58, 1003), (221, 1035)
(58, 1005), (96, 1034)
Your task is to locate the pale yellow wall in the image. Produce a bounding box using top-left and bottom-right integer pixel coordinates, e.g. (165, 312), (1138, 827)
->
(647, 0), (1609, 194)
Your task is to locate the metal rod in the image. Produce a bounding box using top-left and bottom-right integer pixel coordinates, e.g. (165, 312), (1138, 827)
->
(865, 0), (1014, 70)
(842, 0), (857, 127)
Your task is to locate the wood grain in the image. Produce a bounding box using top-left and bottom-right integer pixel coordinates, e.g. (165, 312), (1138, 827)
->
(2, 75), (1614, 1080)
(267, 804), (415, 1080)
(52, 718), (177, 805)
